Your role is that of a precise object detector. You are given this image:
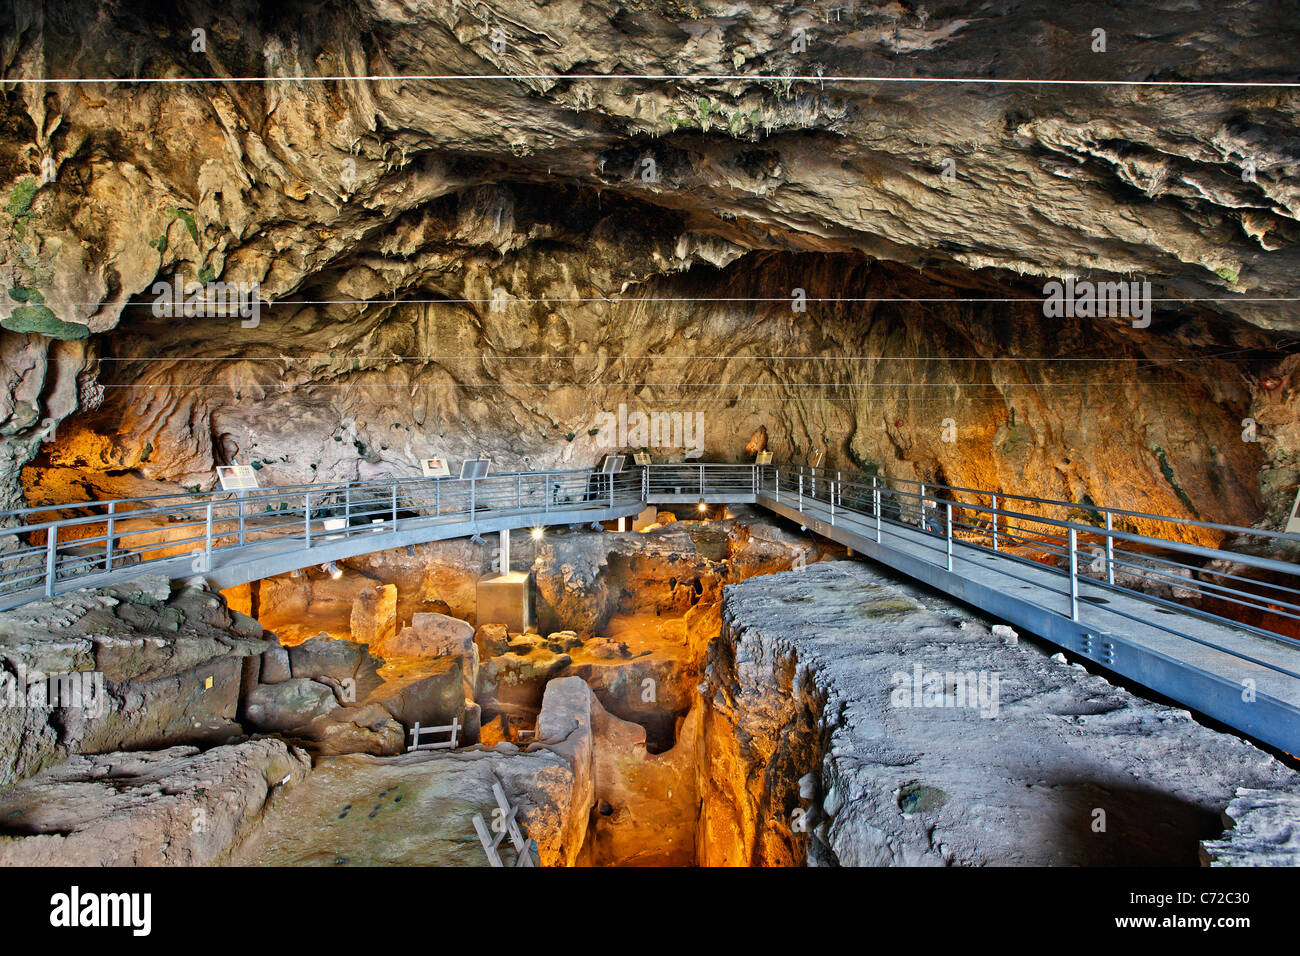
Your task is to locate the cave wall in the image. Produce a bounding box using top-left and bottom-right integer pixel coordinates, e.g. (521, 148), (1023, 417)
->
(2, 0), (1299, 530)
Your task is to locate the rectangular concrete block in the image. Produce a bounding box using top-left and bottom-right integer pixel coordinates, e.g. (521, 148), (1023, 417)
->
(476, 571), (534, 633)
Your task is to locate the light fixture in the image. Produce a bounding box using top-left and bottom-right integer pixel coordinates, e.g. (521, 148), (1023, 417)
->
(530, 527), (544, 540)
(321, 561), (343, 580)
(698, 497), (708, 513)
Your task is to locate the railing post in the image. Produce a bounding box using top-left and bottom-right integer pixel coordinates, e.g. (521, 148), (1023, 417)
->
(204, 503), (213, 571)
(991, 493), (999, 551)
(945, 503), (953, 571)
(434, 480), (439, 517)
(643, 466), (649, 502)
(105, 502), (115, 571)
(1069, 527), (1079, 621)
(45, 524), (57, 598)
(919, 483), (926, 527)
(237, 490), (246, 545)
(516, 474), (522, 511)
(775, 467), (780, 503)
(875, 487), (882, 542)
(830, 481), (836, 526)
(798, 473), (804, 512)
(470, 478), (476, 521)
(1105, 511), (1114, 585)
(699, 463), (705, 498)
(391, 484), (398, 529)
(345, 484), (353, 525)
(304, 493), (312, 549)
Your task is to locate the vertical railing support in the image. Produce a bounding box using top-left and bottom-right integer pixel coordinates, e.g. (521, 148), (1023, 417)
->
(345, 484), (353, 525)
(991, 494), (999, 551)
(516, 474), (522, 512)
(1105, 511), (1114, 586)
(434, 480), (440, 518)
(945, 503), (953, 571)
(830, 481), (836, 526)
(1069, 527), (1079, 621)
(44, 524), (57, 598)
(204, 503), (213, 572)
(798, 473), (804, 512)
(775, 467), (780, 503)
(237, 490), (246, 546)
(105, 502), (115, 571)
(391, 484), (398, 529)
(304, 493), (312, 549)
(874, 488), (882, 542)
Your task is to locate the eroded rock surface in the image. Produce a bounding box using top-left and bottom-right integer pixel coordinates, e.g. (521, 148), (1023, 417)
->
(2, 1), (1297, 534)
(0, 739), (310, 866)
(702, 560), (1300, 866)
(0, 575), (271, 786)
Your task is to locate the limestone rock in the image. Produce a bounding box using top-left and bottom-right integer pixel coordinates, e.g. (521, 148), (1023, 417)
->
(0, 740), (311, 866)
(244, 679), (340, 734)
(349, 584), (397, 647)
(228, 748), (581, 867)
(474, 622), (510, 658)
(287, 635), (384, 702)
(366, 658), (466, 731)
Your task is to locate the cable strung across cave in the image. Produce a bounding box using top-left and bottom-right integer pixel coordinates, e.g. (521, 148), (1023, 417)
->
(1, 462), (1297, 755)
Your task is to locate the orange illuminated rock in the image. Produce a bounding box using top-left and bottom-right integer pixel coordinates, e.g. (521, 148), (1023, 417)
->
(350, 585), (397, 647)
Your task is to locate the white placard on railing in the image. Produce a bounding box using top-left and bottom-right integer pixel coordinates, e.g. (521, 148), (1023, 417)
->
(600, 455), (626, 474)
(459, 458), (491, 480)
(420, 457), (451, 478)
(1287, 488), (1300, 536)
(756, 451), (773, 465)
(633, 453), (651, 466)
(216, 465), (259, 491)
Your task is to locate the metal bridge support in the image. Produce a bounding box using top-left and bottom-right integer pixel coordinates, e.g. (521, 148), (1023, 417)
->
(499, 528), (511, 573)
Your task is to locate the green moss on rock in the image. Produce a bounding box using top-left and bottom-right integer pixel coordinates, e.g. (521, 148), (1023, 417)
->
(1, 303), (89, 340)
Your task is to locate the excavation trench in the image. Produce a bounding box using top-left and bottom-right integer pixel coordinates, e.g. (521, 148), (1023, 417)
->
(217, 510), (834, 866)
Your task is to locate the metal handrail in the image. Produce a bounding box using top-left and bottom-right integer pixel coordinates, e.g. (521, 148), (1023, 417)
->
(758, 464), (1300, 651)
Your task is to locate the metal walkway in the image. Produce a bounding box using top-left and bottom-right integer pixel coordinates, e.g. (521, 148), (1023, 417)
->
(2, 461), (1298, 754)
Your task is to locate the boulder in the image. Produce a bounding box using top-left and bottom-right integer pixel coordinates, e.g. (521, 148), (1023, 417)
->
(366, 658), (466, 730)
(375, 612), (473, 661)
(544, 630), (583, 653)
(287, 635), (384, 701)
(474, 622), (510, 658)
(261, 644), (292, 683)
(478, 649), (572, 711)
(244, 678), (339, 734)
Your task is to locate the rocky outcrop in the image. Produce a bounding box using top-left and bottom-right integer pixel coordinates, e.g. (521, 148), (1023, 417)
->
(702, 560), (1300, 866)
(1201, 789), (1300, 866)
(0, 739), (311, 866)
(0, 575), (271, 787)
